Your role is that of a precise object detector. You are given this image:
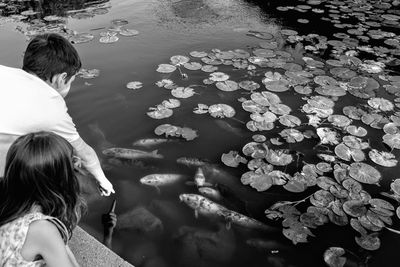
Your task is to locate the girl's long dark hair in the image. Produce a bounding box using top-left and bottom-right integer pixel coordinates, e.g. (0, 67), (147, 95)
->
(0, 131), (85, 238)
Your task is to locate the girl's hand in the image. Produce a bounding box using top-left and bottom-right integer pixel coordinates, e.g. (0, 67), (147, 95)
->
(98, 179), (115, 196)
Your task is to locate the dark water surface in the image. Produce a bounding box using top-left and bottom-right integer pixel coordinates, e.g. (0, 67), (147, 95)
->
(1, 0), (400, 266)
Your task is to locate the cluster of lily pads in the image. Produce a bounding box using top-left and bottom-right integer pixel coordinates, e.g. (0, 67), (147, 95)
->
(154, 123), (198, 141)
(144, 16), (400, 265)
(275, 0), (400, 68)
(0, 3), (139, 45)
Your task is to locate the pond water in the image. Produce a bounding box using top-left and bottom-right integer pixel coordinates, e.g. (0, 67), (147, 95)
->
(1, 0), (400, 266)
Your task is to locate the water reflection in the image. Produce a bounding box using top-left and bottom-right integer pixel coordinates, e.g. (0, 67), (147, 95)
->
(0, 0), (110, 19)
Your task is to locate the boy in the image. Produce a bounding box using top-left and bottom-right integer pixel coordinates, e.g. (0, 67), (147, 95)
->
(0, 33), (114, 196)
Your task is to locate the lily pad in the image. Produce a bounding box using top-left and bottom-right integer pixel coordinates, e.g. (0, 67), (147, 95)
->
(171, 87), (195, 98)
(369, 149), (398, 167)
(317, 128), (339, 145)
(193, 103), (209, 114)
(355, 234), (381, 251)
(156, 64), (177, 73)
(147, 106), (173, 119)
(119, 29), (139, 36)
(208, 104), (235, 118)
(279, 114), (302, 127)
(368, 98), (394, 112)
(241, 171), (273, 192)
(383, 133), (400, 149)
(161, 99), (181, 109)
(279, 129), (304, 143)
(215, 80), (239, 92)
(346, 125), (367, 137)
(334, 144), (365, 162)
(126, 81), (143, 90)
(221, 151), (248, 167)
(209, 72), (230, 82)
(250, 112), (277, 123)
(170, 55), (190, 65)
(349, 163), (381, 185)
(343, 200), (367, 217)
(190, 51), (208, 58)
(183, 62), (202, 70)
(239, 81), (260, 91)
(266, 149), (293, 166)
(323, 247), (346, 267)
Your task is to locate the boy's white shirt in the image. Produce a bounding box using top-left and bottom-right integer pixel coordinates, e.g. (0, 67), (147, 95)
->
(0, 64), (80, 176)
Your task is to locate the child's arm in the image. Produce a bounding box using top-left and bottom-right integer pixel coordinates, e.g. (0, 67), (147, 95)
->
(70, 137), (114, 196)
(23, 220), (79, 267)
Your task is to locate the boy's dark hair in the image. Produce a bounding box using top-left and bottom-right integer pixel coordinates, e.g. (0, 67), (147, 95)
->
(22, 33), (82, 82)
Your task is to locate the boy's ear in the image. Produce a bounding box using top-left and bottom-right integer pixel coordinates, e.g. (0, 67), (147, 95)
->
(50, 72), (68, 88)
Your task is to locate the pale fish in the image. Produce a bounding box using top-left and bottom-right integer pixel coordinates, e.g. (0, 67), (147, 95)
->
(132, 138), (175, 147)
(186, 167), (213, 187)
(140, 174), (184, 187)
(176, 157), (211, 167)
(102, 147), (164, 160)
(179, 194), (274, 231)
(198, 187), (222, 201)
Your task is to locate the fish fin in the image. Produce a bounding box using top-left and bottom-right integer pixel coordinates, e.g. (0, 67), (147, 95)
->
(156, 186), (161, 194)
(194, 210), (198, 219)
(152, 149), (159, 155)
(185, 181), (195, 186)
(225, 221), (231, 230)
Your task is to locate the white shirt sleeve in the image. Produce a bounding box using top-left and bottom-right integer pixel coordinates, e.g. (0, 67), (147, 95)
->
(36, 96), (81, 143)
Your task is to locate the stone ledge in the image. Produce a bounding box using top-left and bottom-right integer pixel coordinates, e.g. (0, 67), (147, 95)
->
(69, 226), (133, 267)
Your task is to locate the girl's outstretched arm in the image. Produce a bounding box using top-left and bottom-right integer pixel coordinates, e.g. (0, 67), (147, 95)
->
(22, 220), (79, 267)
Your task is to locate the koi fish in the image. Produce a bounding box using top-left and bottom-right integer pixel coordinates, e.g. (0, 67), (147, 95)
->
(198, 187), (222, 201)
(179, 194), (274, 231)
(140, 174), (184, 187)
(176, 157), (212, 167)
(132, 138), (176, 147)
(186, 168), (213, 187)
(102, 148), (164, 160)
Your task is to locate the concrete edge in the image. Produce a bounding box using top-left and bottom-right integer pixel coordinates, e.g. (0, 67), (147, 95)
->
(69, 226), (134, 267)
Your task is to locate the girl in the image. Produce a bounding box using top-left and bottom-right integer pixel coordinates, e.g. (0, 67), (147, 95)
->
(0, 131), (86, 267)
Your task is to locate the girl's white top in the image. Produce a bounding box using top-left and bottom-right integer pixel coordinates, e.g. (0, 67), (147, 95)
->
(0, 206), (69, 267)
